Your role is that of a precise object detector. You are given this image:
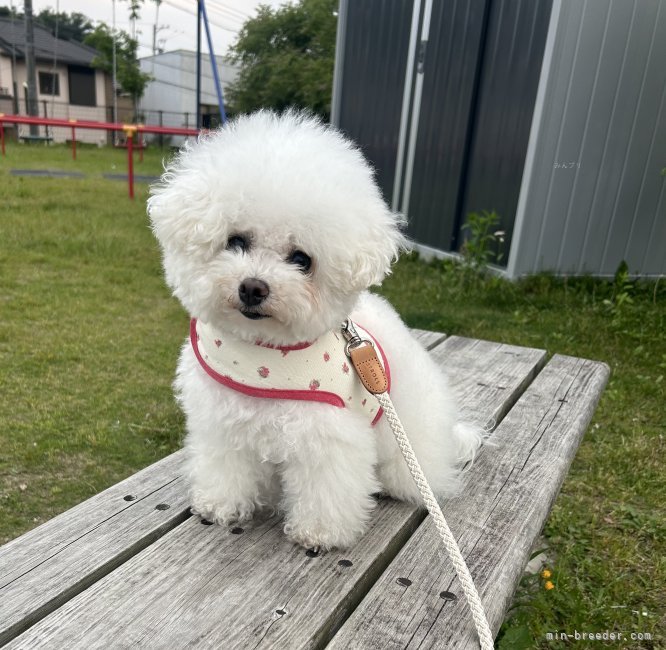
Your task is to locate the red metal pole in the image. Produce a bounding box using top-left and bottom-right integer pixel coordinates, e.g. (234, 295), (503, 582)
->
(0, 115), (198, 137)
(127, 130), (135, 200)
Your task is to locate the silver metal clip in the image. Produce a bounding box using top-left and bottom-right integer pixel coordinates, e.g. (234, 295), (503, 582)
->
(341, 318), (373, 358)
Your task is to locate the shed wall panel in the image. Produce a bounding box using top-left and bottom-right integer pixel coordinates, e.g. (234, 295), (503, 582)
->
(513, 0), (666, 277)
(608, 7), (666, 274)
(406, 0), (487, 251)
(336, 0), (415, 204)
(460, 0), (553, 258)
(558, 0), (635, 274)
(540, 0), (610, 272)
(519, 0), (586, 274)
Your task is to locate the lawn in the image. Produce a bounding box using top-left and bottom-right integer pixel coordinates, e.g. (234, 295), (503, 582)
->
(1, 142), (663, 648)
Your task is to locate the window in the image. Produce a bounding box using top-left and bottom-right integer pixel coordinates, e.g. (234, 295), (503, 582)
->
(38, 71), (60, 96)
(68, 66), (96, 106)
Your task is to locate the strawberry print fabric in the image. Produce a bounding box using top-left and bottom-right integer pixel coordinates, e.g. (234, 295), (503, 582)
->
(190, 319), (390, 425)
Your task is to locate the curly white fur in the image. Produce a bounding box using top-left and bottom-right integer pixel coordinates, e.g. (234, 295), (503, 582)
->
(148, 110), (482, 551)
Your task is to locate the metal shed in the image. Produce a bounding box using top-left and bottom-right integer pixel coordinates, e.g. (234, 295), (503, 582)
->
(331, 0), (666, 278)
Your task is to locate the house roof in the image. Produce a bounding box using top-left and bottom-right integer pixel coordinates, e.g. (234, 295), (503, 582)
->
(0, 17), (99, 66)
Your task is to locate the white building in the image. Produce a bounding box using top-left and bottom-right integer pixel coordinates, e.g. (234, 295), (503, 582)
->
(0, 17), (111, 145)
(139, 50), (238, 134)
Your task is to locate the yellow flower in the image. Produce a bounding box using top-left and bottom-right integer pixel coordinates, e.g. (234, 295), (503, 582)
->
(544, 581), (555, 590)
(541, 569), (552, 579)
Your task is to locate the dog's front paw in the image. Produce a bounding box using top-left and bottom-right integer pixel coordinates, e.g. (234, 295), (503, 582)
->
(284, 519), (365, 552)
(191, 491), (255, 526)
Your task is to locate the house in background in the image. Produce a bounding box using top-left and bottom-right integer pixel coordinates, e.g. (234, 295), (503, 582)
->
(139, 50), (238, 139)
(332, 0), (666, 278)
(0, 17), (110, 145)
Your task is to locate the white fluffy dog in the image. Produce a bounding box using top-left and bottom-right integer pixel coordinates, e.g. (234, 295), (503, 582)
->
(148, 111), (482, 551)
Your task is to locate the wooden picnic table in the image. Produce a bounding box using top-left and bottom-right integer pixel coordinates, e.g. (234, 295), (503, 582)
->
(0, 331), (609, 649)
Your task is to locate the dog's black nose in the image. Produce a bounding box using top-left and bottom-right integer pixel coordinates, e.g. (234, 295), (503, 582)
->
(239, 278), (270, 307)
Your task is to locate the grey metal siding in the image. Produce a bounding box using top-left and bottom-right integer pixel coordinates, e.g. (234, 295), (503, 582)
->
(460, 0), (553, 257)
(512, 0), (666, 277)
(406, 0), (487, 251)
(335, 0), (415, 203)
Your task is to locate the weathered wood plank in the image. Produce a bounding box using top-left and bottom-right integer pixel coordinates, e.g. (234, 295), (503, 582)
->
(5, 339), (547, 649)
(328, 355), (610, 649)
(0, 451), (189, 645)
(0, 328), (443, 646)
(431, 337), (547, 428)
(409, 329), (447, 349)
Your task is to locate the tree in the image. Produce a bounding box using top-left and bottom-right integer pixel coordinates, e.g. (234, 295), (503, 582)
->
(226, 0), (338, 119)
(84, 25), (152, 115)
(0, 7), (94, 43)
(0, 7), (20, 19)
(35, 9), (94, 43)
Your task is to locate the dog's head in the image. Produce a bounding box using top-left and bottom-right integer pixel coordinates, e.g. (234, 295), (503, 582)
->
(148, 110), (407, 345)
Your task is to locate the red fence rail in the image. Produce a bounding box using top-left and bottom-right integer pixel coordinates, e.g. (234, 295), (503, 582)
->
(0, 114), (200, 199)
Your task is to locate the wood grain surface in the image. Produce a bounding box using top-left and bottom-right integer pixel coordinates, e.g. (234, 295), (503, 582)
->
(409, 329), (447, 349)
(329, 355), (610, 649)
(5, 336), (548, 649)
(0, 451), (189, 645)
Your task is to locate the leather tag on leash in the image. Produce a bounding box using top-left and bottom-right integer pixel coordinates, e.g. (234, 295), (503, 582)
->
(349, 344), (388, 394)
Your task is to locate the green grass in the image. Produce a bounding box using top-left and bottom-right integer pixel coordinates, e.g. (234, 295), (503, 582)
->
(1, 142), (186, 538)
(1, 143), (663, 648)
(380, 257), (664, 648)
(1, 139), (169, 175)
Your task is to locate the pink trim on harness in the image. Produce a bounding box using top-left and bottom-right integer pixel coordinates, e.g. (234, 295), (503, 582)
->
(190, 318), (390, 425)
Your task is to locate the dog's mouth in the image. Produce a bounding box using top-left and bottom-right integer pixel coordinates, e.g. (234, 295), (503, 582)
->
(240, 309), (271, 321)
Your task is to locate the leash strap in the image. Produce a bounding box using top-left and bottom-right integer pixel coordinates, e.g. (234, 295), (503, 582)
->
(342, 319), (494, 650)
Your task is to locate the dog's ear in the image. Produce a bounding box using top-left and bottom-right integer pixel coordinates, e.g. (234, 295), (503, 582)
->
(148, 175), (226, 258)
(343, 204), (410, 291)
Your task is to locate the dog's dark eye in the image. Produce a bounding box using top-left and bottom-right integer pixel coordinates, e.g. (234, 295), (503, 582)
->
(227, 235), (249, 252)
(288, 250), (312, 273)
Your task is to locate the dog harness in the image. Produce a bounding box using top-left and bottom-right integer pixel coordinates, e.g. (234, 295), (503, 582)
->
(190, 318), (390, 425)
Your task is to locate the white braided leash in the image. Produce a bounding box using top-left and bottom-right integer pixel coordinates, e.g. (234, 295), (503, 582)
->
(376, 392), (494, 650)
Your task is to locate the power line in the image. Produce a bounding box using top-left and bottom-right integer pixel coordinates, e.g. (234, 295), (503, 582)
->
(207, 1), (251, 22)
(205, 6), (244, 26)
(208, 0), (251, 18)
(145, 77), (198, 92)
(162, 0), (237, 33)
(142, 56), (233, 76)
(144, 72), (231, 95)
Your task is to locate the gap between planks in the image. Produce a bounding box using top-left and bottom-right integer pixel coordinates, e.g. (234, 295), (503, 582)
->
(0, 328), (445, 647)
(4, 335), (549, 649)
(327, 355), (610, 649)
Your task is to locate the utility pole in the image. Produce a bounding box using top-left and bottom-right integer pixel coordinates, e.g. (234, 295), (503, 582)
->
(23, 0), (39, 135)
(9, 1), (19, 113)
(152, 0), (162, 55)
(196, 0), (201, 129)
(112, 0), (118, 142)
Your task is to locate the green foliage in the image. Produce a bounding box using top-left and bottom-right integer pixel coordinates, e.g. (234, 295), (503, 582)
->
(0, 7), (17, 18)
(378, 254), (665, 648)
(123, 0), (145, 22)
(226, 0), (338, 118)
(84, 25), (152, 105)
(458, 210), (506, 287)
(497, 623), (533, 650)
(0, 7), (93, 43)
(35, 9), (94, 43)
(460, 210), (505, 269)
(603, 260), (634, 320)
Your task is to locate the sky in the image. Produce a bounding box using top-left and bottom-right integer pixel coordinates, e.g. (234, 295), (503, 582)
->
(4, 0), (288, 59)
